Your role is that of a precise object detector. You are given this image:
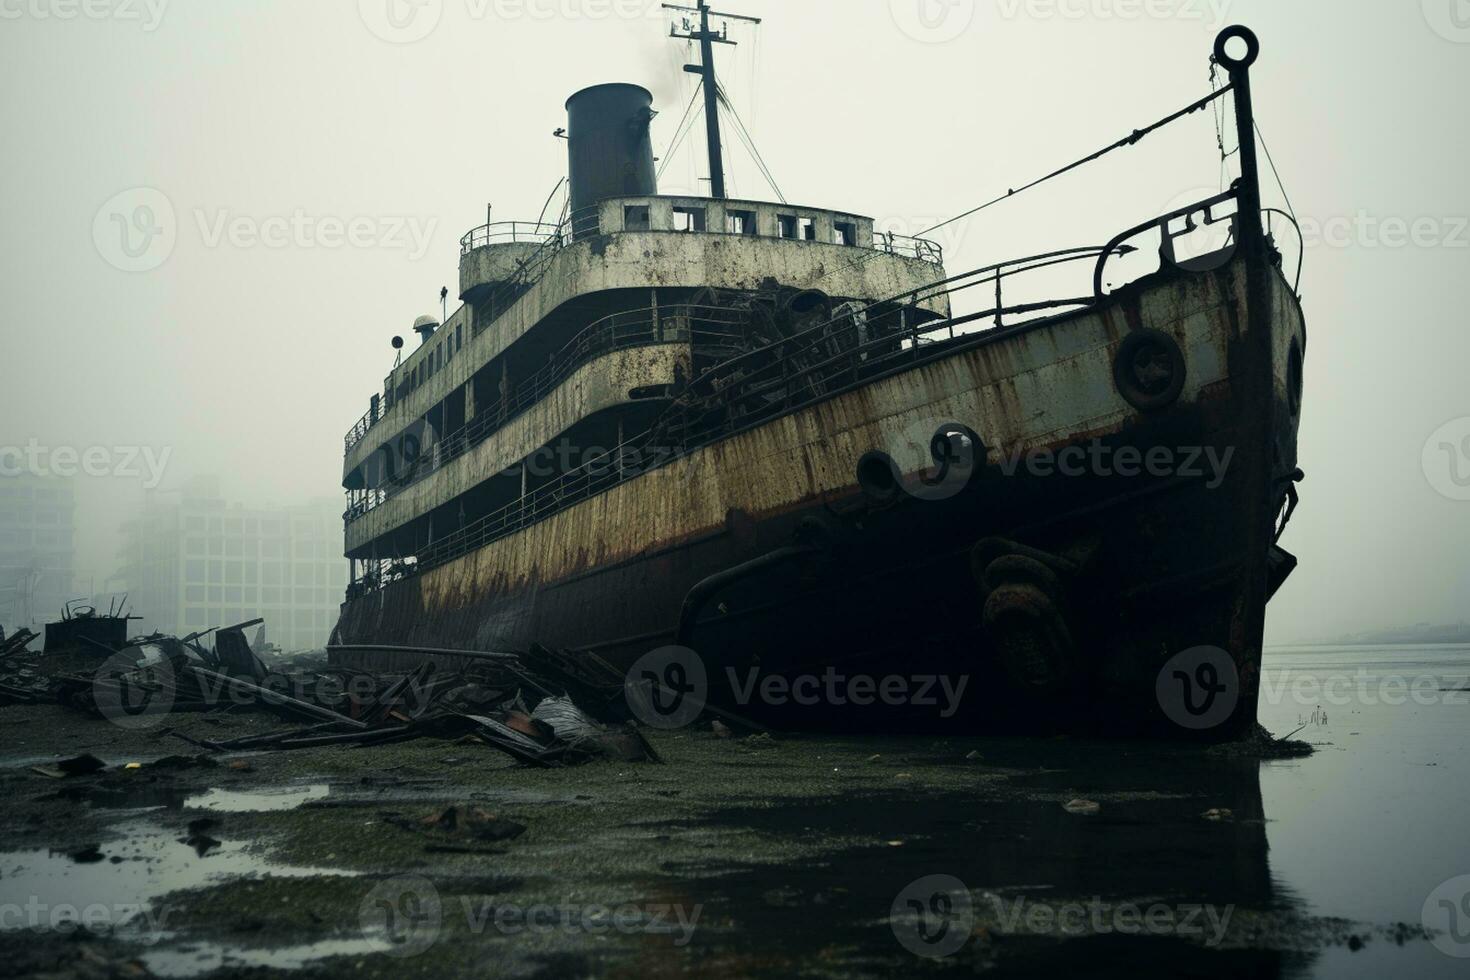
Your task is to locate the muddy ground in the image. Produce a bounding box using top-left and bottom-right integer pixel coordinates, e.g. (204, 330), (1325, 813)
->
(0, 703), (1431, 978)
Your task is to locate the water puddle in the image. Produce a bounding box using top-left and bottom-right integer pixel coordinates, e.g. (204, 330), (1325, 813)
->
(182, 785), (330, 812)
(142, 935), (395, 977)
(0, 817), (355, 950)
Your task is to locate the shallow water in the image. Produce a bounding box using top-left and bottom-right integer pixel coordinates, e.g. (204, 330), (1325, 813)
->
(0, 645), (1464, 977)
(1258, 644), (1470, 978)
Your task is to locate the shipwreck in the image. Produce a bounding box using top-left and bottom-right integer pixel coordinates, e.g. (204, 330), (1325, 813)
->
(332, 16), (1306, 739)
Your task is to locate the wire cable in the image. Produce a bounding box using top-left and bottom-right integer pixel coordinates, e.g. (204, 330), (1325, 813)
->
(1254, 120), (1296, 222)
(657, 83), (704, 182)
(715, 81), (786, 203)
(911, 85), (1233, 241)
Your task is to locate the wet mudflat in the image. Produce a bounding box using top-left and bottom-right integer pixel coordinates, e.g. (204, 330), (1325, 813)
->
(0, 646), (1466, 979)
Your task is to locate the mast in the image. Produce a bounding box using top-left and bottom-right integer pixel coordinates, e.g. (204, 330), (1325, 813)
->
(665, 2), (760, 200)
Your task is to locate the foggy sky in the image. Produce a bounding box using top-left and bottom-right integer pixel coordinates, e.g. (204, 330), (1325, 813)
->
(2, 0), (1466, 642)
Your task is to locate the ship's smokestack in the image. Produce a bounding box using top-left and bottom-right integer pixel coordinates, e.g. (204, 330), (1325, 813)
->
(565, 83), (657, 219)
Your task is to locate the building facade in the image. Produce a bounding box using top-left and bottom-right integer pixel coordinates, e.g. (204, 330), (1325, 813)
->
(0, 473), (77, 633)
(118, 477), (346, 651)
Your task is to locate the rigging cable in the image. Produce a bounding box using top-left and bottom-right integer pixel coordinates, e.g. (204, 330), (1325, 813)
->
(792, 83), (1238, 297)
(657, 82), (705, 182)
(534, 177), (565, 228)
(715, 80), (786, 203)
(911, 84), (1234, 242)
(1253, 119), (1297, 222)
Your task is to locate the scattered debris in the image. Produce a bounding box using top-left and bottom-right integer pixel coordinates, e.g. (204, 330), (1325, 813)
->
(384, 804), (528, 853)
(29, 753), (108, 779)
(1063, 798), (1101, 815)
(8, 612), (668, 771)
(1202, 808), (1234, 821)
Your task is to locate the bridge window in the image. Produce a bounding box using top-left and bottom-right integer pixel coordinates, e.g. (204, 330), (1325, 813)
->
(673, 206), (706, 232)
(725, 209), (756, 235)
(624, 205), (650, 231)
(833, 221), (856, 246)
(800, 217), (816, 241)
(778, 214), (798, 239)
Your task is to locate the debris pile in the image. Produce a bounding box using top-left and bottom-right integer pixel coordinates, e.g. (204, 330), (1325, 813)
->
(0, 627), (44, 704)
(3, 612), (662, 768)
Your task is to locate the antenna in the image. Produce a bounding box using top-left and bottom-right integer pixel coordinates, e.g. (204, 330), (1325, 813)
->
(664, 1), (760, 200)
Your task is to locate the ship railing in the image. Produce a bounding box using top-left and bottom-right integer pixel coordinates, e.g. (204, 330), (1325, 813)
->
(458, 220), (563, 255)
(466, 205), (603, 340)
(344, 303), (747, 523)
(344, 208), (604, 454)
(872, 231), (944, 265)
(344, 212), (947, 454)
(379, 244), (1126, 581)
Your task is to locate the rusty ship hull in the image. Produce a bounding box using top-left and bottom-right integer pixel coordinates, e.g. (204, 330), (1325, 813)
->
(334, 250), (1305, 738)
(333, 26), (1305, 739)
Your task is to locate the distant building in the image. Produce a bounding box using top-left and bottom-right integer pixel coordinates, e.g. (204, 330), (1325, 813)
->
(0, 473), (77, 632)
(117, 476), (346, 651)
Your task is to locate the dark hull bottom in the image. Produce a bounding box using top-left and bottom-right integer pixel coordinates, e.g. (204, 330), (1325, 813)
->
(334, 388), (1297, 741)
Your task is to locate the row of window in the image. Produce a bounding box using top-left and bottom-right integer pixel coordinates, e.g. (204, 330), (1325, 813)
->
(182, 605), (336, 632)
(0, 509), (72, 526)
(623, 205), (858, 245)
(183, 538), (335, 559)
(0, 530), (73, 550)
(182, 515), (333, 537)
(395, 323), (466, 405)
(183, 559), (346, 586)
(183, 585), (338, 606)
